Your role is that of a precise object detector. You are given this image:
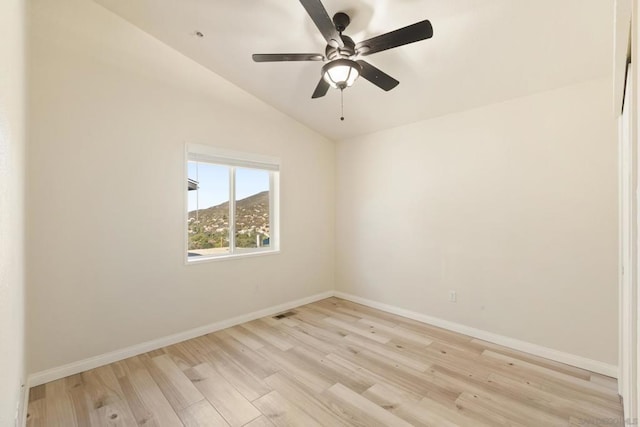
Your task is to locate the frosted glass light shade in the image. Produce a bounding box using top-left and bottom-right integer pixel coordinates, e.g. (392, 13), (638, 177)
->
(322, 59), (362, 89)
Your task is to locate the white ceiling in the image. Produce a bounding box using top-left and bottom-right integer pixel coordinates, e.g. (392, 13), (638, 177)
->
(94, 0), (613, 141)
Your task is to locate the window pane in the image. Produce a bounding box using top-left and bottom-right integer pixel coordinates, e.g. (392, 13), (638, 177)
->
(235, 168), (270, 250)
(187, 162), (230, 257)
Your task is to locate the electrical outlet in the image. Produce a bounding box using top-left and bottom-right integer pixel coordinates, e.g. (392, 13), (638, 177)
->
(449, 290), (457, 302)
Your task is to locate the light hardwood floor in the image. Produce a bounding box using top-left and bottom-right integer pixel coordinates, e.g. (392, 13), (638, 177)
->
(27, 297), (623, 426)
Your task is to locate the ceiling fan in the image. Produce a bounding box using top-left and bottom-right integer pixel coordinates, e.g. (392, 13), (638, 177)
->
(252, 0), (434, 105)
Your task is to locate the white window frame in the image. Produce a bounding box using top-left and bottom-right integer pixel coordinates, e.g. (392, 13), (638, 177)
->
(185, 144), (280, 263)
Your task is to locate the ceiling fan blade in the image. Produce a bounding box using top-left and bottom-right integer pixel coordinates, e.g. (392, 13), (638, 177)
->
(356, 60), (399, 91)
(252, 53), (324, 62)
(356, 20), (433, 56)
(299, 0), (344, 48)
(311, 78), (330, 98)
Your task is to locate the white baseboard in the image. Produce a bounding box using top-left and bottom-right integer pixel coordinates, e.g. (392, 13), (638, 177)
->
(26, 288), (618, 390)
(333, 291), (618, 378)
(27, 290), (334, 388)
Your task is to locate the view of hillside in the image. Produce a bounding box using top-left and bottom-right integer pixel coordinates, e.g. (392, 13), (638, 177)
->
(188, 190), (269, 250)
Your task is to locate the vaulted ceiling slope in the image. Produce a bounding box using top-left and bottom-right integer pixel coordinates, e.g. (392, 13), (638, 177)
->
(94, 0), (613, 141)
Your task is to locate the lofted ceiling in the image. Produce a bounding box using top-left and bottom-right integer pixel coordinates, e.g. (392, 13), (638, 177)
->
(94, 0), (613, 141)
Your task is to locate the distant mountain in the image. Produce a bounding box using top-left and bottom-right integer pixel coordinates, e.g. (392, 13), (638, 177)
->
(188, 191), (269, 249)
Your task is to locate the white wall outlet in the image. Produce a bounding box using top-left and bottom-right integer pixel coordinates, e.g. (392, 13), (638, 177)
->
(449, 290), (457, 302)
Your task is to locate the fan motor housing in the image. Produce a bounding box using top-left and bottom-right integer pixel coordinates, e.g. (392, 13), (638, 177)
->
(326, 35), (356, 60)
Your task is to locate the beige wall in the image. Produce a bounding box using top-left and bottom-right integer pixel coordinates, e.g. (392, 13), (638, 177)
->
(26, 0), (618, 379)
(336, 78), (618, 365)
(0, 0), (26, 423)
(27, 0), (335, 374)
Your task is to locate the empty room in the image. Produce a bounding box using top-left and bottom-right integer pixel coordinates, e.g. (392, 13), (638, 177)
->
(2, 0), (640, 426)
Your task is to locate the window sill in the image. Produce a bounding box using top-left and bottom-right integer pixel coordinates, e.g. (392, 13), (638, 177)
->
(185, 249), (280, 265)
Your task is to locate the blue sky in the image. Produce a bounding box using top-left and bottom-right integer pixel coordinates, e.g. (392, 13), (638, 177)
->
(188, 162), (269, 211)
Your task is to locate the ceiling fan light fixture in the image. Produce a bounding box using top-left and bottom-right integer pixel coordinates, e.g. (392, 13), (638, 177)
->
(322, 58), (362, 90)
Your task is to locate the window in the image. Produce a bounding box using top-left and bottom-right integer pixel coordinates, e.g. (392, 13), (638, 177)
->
(186, 145), (279, 262)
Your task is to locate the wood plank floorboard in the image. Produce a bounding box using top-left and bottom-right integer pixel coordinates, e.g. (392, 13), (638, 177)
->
(27, 297), (623, 426)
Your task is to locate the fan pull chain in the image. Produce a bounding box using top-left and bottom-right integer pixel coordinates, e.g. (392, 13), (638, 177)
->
(340, 88), (345, 121)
